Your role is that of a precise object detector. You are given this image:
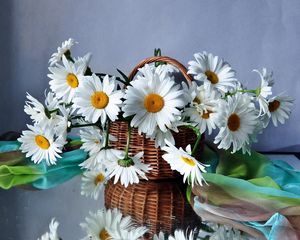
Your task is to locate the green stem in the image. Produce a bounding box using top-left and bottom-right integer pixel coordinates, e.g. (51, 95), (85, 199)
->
(104, 120), (110, 148)
(182, 125), (202, 157)
(45, 108), (59, 119)
(238, 89), (256, 94)
(184, 125), (201, 137)
(70, 123), (97, 128)
(192, 134), (202, 157)
(124, 122), (131, 159)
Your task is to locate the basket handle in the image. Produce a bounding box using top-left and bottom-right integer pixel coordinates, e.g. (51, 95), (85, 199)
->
(128, 56), (193, 82)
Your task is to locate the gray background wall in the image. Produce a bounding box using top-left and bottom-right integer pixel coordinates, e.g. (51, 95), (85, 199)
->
(0, 0), (300, 239)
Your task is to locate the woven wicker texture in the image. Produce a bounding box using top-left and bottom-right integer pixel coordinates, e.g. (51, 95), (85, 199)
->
(105, 179), (201, 239)
(110, 56), (204, 180)
(110, 121), (204, 179)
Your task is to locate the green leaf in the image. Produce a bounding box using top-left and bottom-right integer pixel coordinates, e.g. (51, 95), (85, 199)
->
(116, 68), (130, 84)
(186, 184), (192, 203)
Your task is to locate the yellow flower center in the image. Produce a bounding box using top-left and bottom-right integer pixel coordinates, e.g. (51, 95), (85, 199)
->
(91, 91), (109, 109)
(181, 156), (196, 166)
(66, 73), (79, 88)
(202, 110), (213, 119)
(99, 228), (110, 240)
(35, 135), (50, 149)
(268, 100), (280, 112)
(227, 113), (240, 131)
(144, 93), (164, 113)
(205, 70), (219, 84)
(94, 173), (105, 185)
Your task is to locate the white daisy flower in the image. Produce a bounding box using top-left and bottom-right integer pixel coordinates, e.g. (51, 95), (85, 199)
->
(48, 55), (86, 103)
(49, 38), (77, 66)
(81, 169), (108, 200)
(53, 105), (75, 140)
(214, 93), (258, 153)
(188, 52), (238, 95)
(202, 223), (249, 240)
(253, 68), (273, 116)
(169, 230), (194, 240)
(37, 218), (60, 240)
(153, 230), (194, 240)
(268, 95), (293, 127)
(153, 232), (166, 240)
(241, 119), (264, 155)
(18, 124), (65, 165)
(24, 91), (60, 127)
(123, 64), (185, 135)
(254, 67), (274, 87)
(80, 128), (104, 156)
(80, 148), (123, 170)
(146, 117), (186, 148)
(74, 52), (93, 73)
(147, 127), (175, 148)
(80, 208), (143, 240)
(74, 74), (123, 125)
(183, 85), (220, 135)
(162, 140), (207, 187)
(118, 226), (148, 240)
(144, 63), (179, 77)
(106, 152), (152, 188)
(156, 63), (179, 75)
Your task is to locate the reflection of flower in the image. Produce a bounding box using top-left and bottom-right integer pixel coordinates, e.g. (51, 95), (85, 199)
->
(80, 208), (147, 240)
(123, 64), (185, 135)
(199, 223), (249, 240)
(188, 52), (237, 95)
(214, 93), (258, 154)
(81, 169), (108, 200)
(18, 124), (65, 165)
(37, 218), (60, 240)
(153, 230), (194, 240)
(49, 38), (77, 66)
(106, 152), (151, 187)
(162, 140), (206, 187)
(74, 74), (123, 125)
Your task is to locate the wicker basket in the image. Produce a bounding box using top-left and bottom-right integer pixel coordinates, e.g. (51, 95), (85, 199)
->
(105, 179), (201, 239)
(109, 56), (204, 180)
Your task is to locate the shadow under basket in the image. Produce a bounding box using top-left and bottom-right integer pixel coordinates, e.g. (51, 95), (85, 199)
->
(109, 121), (205, 180)
(105, 179), (201, 239)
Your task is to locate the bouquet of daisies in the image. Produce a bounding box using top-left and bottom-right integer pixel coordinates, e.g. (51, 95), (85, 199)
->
(18, 39), (293, 197)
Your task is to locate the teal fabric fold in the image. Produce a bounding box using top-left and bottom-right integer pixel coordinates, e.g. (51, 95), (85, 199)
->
(247, 213), (298, 240)
(192, 145), (300, 239)
(31, 149), (87, 189)
(0, 140), (87, 190)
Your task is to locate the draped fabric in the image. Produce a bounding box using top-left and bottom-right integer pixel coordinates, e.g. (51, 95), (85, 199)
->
(0, 140), (87, 190)
(192, 145), (300, 239)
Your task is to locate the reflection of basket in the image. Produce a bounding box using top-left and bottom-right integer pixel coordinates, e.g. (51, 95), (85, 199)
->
(109, 56), (204, 180)
(105, 179), (201, 239)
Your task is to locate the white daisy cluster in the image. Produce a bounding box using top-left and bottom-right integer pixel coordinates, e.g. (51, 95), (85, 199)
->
(18, 39), (92, 166)
(185, 52), (294, 155)
(19, 39), (294, 190)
